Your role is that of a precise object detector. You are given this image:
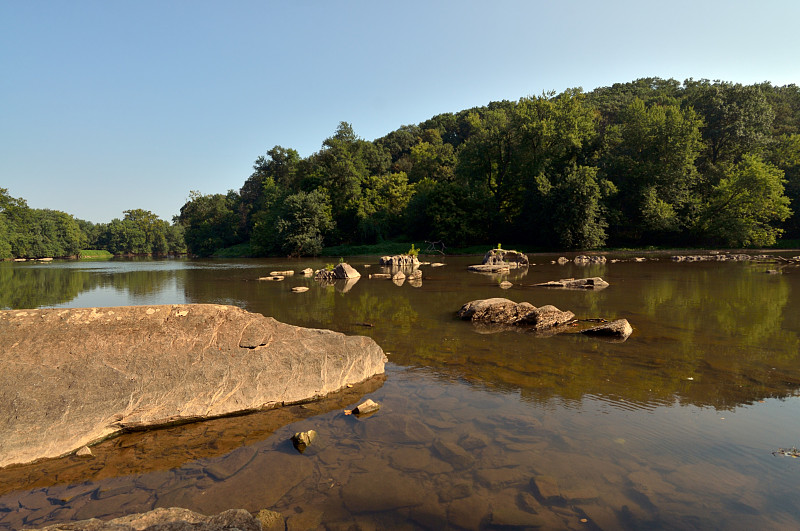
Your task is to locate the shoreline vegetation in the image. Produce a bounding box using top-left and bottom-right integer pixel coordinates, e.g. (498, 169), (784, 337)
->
(2, 77), (799, 261)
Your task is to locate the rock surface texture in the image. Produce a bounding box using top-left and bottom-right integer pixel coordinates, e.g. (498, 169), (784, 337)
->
(457, 298), (574, 330)
(33, 507), (279, 531)
(0, 304), (387, 468)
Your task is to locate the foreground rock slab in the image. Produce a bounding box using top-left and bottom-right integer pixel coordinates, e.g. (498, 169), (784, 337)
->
(457, 298), (574, 330)
(33, 507), (278, 531)
(0, 304), (387, 468)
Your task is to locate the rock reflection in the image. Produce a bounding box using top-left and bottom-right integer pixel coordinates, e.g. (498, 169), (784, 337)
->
(0, 375), (385, 496)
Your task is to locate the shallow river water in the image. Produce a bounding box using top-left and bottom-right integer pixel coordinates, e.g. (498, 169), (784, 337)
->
(1, 253), (800, 530)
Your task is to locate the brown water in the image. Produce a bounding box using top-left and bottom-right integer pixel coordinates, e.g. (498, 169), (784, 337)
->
(1, 254), (800, 530)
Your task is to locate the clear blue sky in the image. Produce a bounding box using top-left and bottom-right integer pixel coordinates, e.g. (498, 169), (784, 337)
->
(2, 0), (799, 223)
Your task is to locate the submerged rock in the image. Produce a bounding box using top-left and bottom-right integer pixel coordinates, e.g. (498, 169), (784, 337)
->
(291, 286), (310, 293)
(270, 270), (294, 276)
(468, 264), (509, 273)
(457, 298), (574, 330)
(258, 275), (284, 281)
(300, 267), (314, 276)
(0, 304), (387, 467)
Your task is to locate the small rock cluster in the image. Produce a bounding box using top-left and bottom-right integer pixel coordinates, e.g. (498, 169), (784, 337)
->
(672, 253), (776, 262)
(315, 263), (361, 280)
(379, 254), (420, 267)
(457, 298), (632, 340)
(535, 277), (610, 290)
(458, 298), (575, 330)
(573, 255), (607, 264)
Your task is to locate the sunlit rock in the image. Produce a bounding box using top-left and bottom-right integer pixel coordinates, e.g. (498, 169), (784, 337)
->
(315, 262), (361, 280)
(457, 298), (574, 330)
(0, 304), (386, 467)
(291, 430), (318, 453)
(580, 318), (633, 341)
(380, 254), (420, 267)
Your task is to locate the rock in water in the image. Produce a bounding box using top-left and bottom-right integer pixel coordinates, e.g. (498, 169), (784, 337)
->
(481, 248), (529, 268)
(457, 298), (574, 330)
(0, 304), (387, 467)
(580, 319), (633, 341)
(291, 430), (318, 453)
(534, 277), (609, 290)
(315, 262), (361, 280)
(379, 254), (420, 267)
(353, 398), (380, 416)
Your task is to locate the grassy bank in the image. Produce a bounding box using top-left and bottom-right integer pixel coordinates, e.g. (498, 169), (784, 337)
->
(208, 238), (800, 260)
(78, 249), (113, 260)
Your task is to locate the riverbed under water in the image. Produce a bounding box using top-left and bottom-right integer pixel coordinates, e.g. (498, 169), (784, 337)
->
(1, 253), (799, 530)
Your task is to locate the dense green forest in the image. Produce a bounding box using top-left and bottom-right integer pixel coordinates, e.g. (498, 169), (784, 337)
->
(2, 78), (799, 259)
(0, 190), (185, 259)
(177, 78), (800, 256)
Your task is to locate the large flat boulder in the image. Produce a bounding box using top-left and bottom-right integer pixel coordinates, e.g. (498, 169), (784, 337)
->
(0, 304), (387, 468)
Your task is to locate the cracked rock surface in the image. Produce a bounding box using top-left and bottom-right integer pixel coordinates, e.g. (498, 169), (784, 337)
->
(0, 304), (386, 468)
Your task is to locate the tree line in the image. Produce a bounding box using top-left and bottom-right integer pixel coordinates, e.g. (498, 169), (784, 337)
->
(0, 190), (185, 259)
(4, 77), (799, 259)
(177, 78), (800, 256)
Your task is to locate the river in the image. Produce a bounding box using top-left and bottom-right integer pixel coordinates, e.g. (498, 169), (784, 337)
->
(1, 253), (799, 530)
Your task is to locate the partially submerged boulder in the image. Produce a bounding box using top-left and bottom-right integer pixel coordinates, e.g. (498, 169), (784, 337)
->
(482, 249), (529, 268)
(468, 248), (528, 273)
(534, 277), (609, 290)
(379, 254), (420, 268)
(315, 262), (361, 280)
(580, 319), (633, 341)
(457, 298), (574, 330)
(0, 304), (386, 467)
(574, 255), (607, 264)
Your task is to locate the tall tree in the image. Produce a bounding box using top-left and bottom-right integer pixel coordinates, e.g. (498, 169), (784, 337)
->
(684, 80), (774, 167)
(601, 98), (703, 241)
(695, 154), (791, 246)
